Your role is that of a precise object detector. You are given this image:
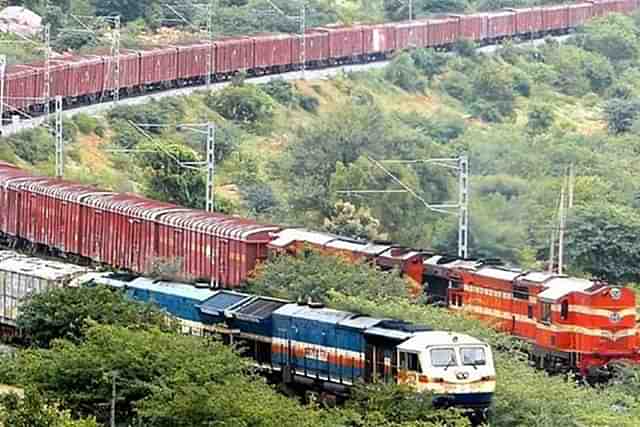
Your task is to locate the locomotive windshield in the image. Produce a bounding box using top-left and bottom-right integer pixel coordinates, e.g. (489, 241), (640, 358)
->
(461, 347), (487, 367)
(430, 348), (458, 368)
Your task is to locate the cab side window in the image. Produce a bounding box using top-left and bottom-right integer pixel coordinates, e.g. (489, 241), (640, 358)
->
(399, 351), (421, 372)
(541, 302), (552, 323)
(560, 300), (569, 320)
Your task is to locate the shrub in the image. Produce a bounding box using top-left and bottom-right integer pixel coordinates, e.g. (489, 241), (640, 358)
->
(441, 71), (472, 102)
(527, 103), (555, 134)
(299, 95), (320, 113)
(604, 97), (640, 134)
(73, 113), (99, 135)
(207, 84), (275, 129)
(384, 53), (426, 93)
(260, 79), (297, 105)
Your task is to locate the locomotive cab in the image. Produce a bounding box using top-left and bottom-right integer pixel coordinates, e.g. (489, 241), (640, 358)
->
(396, 331), (495, 409)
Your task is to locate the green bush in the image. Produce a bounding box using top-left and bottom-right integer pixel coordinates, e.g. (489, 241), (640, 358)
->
(441, 71), (472, 102)
(260, 79), (297, 105)
(604, 97), (640, 134)
(384, 53), (426, 93)
(7, 128), (54, 164)
(207, 84), (275, 129)
(73, 113), (99, 135)
(299, 95), (320, 113)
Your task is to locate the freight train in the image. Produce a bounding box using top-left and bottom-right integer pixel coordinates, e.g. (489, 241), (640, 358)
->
(0, 161), (639, 379)
(2, 0), (639, 119)
(0, 248), (497, 410)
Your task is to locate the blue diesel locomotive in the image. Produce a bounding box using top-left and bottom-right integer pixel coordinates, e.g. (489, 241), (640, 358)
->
(89, 274), (496, 409)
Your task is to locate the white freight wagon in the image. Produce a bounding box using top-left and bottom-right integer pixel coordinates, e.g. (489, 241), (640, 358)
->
(0, 251), (88, 326)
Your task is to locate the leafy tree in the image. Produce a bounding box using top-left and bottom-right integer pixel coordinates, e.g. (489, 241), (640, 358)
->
(604, 98), (640, 134)
(207, 84), (275, 130)
(527, 103), (555, 135)
(248, 250), (410, 303)
(136, 141), (207, 208)
(92, 0), (151, 23)
(440, 71), (472, 102)
(384, 53), (426, 93)
(6, 324), (339, 426)
(411, 49), (449, 81)
(241, 183), (279, 215)
(566, 203), (640, 284)
(579, 14), (639, 65)
(52, 30), (96, 51)
(323, 201), (387, 241)
(0, 389), (97, 427)
(5, 127), (54, 164)
(471, 60), (516, 122)
(17, 285), (173, 348)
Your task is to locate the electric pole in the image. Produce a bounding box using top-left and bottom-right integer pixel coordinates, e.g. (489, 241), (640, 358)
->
(558, 183), (566, 275)
(206, 2), (214, 89)
(338, 155), (471, 259)
(55, 96), (63, 178)
(110, 370), (117, 427)
(0, 54), (5, 130)
(206, 123), (215, 212)
(44, 24), (51, 118)
(409, 0), (413, 20)
(458, 155), (469, 259)
(300, 3), (306, 79)
(112, 16), (121, 104)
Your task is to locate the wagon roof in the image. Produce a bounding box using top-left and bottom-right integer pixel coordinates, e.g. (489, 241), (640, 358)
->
(0, 255), (87, 280)
(5, 64), (35, 76)
(158, 210), (280, 240)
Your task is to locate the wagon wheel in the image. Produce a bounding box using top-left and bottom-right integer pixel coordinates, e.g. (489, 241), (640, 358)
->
(607, 359), (637, 385)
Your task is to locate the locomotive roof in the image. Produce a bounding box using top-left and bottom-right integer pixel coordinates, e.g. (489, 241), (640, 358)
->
(269, 228), (336, 247)
(397, 331), (487, 352)
(474, 267), (522, 281)
(537, 277), (599, 301)
(199, 290), (252, 317)
(126, 277), (217, 302)
(273, 303), (354, 324)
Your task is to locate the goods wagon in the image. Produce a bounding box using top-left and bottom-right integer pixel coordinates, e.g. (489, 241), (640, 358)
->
(173, 42), (213, 84)
(0, 251), (87, 326)
(394, 21), (428, 50)
(510, 8), (544, 35)
(214, 37), (254, 75)
(486, 11), (516, 39)
(454, 14), (487, 41)
(568, 3), (594, 27)
(63, 55), (105, 101)
(292, 30), (329, 65)
(3, 64), (36, 112)
(95, 275), (496, 410)
(138, 46), (178, 87)
(268, 228), (425, 295)
(30, 59), (69, 102)
(253, 33), (295, 71)
(318, 25), (365, 60)
(591, 0), (624, 16)
(541, 5), (569, 32)
(426, 17), (460, 47)
(100, 49), (141, 95)
(361, 24), (396, 57)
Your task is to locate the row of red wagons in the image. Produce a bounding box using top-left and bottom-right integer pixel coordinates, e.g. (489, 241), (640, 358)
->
(2, 0), (637, 116)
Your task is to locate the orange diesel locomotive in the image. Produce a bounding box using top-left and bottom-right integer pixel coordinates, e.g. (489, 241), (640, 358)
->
(423, 256), (640, 378)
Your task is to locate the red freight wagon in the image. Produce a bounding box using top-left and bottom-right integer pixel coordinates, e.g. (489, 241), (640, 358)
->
(510, 8), (544, 34)
(542, 5), (569, 32)
(426, 17), (459, 47)
(619, 0), (637, 14)
(394, 21), (428, 49)
(94, 48), (140, 94)
(317, 26), (365, 60)
(292, 30), (329, 64)
(174, 42), (213, 82)
(0, 164), (38, 237)
(361, 24), (396, 56)
(30, 59), (69, 101)
(138, 47), (178, 86)
(486, 11), (516, 39)
(64, 55), (105, 99)
(590, 0), (623, 16)
(3, 64), (36, 112)
(253, 33), (295, 70)
(214, 37), (254, 74)
(156, 211), (279, 286)
(454, 14), (487, 41)
(568, 3), (594, 27)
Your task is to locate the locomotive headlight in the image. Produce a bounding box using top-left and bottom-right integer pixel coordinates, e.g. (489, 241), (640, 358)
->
(609, 312), (622, 323)
(456, 371), (469, 380)
(610, 287), (622, 300)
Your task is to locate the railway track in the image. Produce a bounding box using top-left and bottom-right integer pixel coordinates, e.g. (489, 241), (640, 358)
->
(0, 35), (569, 137)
